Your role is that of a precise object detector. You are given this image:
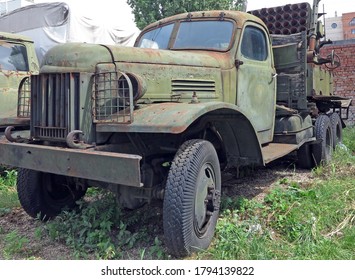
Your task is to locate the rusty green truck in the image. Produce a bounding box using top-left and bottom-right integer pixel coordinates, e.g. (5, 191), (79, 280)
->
(0, 0), (351, 257)
(0, 32), (39, 131)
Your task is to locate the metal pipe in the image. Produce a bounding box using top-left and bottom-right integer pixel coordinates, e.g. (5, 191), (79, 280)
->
(291, 19), (299, 26)
(268, 7), (276, 15)
(292, 11), (299, 19)
(282, 28), (291, 35)
(267, 22), (275, 30)
(282, 12), (291, 20)
(298, 26), (307, 32)
(267, 15), (275, 22)
(290, 26), (298, 34)
(252, 10), (260, 17)
(275, 21), (282, 28)
(300, 2), (308, 9)
(300, 10), (308, 18)
(291, 4), (300, 11)
(299, 18), (307, 26)
(283, 21), (291, 28)
(260, 8), (268, 15)
(283, 4), (291, 12)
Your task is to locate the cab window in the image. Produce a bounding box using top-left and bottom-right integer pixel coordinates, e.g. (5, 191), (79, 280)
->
(241, 26), (268, 61)
(137, 23), (174, 50)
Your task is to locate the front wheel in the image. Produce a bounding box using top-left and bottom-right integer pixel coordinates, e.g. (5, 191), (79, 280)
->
(17, 169), (86, 220)
(163, 140), (221, 257)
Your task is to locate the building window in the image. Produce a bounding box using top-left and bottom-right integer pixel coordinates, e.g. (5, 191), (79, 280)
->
(331, 23), (337, 29)
(350, 17), (355, 26)
(351, 29), (355, 34)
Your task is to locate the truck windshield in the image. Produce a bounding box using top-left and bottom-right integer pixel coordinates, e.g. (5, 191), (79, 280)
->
(137, 20), (234, 51)
(0, 42), (29, 71)
(174, 21), (233, 51)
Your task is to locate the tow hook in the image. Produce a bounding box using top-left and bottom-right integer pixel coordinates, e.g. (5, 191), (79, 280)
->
(66, 130), (94, 149)
(4, 126), (29, 143)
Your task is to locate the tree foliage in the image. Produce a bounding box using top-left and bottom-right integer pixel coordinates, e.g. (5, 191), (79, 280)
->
(127, 0), (248, 29)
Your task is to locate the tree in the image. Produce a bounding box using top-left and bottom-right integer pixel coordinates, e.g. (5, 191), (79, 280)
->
(127, 0), (247, 29)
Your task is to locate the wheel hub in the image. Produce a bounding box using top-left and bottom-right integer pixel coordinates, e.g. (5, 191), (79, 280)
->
(194, 163), (216, 235)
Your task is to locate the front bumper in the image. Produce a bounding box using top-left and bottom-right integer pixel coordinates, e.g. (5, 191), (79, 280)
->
(0, 139), (142, 187)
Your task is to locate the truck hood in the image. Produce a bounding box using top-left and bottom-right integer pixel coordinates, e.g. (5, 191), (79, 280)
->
(41, 42), (229, 72)
(106, 45), (227, 69)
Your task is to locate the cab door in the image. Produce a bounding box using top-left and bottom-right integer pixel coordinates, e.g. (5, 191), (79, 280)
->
(236, 23), (276, 144)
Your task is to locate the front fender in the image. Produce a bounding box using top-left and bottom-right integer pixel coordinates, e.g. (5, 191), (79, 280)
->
(96, 101), (264, 166)
(96, 101), (244, 134)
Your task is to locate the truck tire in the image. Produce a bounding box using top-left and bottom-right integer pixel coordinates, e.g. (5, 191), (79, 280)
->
(163, 139), (221, 257)
(314, 114), (333, 164)
(17, 168), (86, 221)
(329, 112), (342, 149)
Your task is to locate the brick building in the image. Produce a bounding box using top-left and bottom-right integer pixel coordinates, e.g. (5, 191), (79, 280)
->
(321, 40), (355, 126)
(342, 12), (355, 40)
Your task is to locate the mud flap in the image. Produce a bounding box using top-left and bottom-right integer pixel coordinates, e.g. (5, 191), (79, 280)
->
(297, 139), (322, 169)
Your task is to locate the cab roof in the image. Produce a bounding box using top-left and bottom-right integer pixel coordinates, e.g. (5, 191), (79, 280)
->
(0, 31), (34, 43)
(141, 10), (265, 32)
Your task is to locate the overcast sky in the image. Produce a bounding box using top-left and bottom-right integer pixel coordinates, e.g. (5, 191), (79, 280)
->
(247, 0), (355, 18)
(34, 0), (354, 19)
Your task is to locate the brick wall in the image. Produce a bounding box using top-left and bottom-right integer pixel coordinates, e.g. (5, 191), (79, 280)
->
(321, 40), (355, 126)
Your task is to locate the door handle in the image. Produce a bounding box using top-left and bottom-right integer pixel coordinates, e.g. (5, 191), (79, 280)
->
(235, 59), (244, 69)
(269, 73), (278, 84)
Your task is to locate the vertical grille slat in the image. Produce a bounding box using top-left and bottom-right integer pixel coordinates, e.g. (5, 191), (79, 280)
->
(55, 75), (61, 127)
(31, 73), (80, 141)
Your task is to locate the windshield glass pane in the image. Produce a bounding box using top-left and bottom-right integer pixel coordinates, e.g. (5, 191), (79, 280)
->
(0, 43), (29, 71)
(173, 21), (234, 51)
(137, 23), (174, 50)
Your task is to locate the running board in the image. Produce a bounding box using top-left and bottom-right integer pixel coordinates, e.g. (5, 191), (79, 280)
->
(261, 143), (298, 164)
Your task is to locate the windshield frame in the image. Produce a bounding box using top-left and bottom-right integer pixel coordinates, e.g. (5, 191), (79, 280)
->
(136, 18), (236, 52)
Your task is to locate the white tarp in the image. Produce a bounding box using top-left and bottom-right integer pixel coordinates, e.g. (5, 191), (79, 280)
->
(0, 1), (140, 62)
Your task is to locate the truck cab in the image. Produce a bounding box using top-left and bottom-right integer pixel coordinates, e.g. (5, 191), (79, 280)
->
(0, 32), (39, 130)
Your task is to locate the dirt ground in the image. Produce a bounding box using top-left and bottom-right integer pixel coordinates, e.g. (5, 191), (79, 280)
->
(0, 159), (315, 260)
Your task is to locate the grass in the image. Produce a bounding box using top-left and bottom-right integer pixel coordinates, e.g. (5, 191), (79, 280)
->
(41, 192), (167, 260)
(199, 127), (355, 260)
(0, 169), (19, 216)
(0, 127), (354, 259)
(202, 176), (354, 259)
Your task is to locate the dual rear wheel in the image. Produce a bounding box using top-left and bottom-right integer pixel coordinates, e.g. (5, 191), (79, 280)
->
(298, 113), (342, 168)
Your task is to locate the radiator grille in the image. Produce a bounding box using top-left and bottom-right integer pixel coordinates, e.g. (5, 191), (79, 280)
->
(31, 73), (80, 140)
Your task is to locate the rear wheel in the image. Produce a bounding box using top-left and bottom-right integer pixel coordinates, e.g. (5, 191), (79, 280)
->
(329, 112), (342, 149)
(17, 168), (86, 220)
(314, 114), (333, 164)
(163, 140), (221, 257)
